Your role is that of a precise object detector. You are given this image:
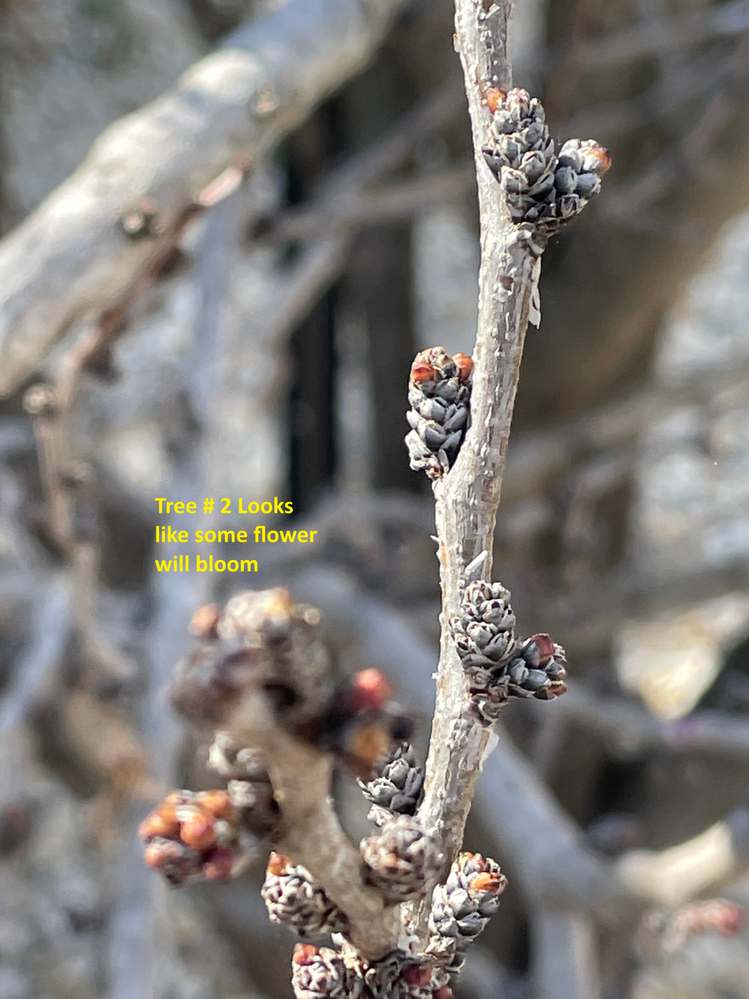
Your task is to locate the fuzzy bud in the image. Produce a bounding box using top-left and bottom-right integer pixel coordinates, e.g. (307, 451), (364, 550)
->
(262, 853), (349, 939)
(428, 853), (507, 977)
(291, 945), (365, 998)
(360, 815), (440, 903)
(406, 347), (473, 479)
(483, 88), (610, 233)
(140, 789), (259, 886)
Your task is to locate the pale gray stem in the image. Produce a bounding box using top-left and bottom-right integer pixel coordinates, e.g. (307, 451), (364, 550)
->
(421, 0), (540, 875)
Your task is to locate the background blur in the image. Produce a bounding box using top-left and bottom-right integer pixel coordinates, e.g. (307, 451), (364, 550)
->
(2, 0), (749, 996)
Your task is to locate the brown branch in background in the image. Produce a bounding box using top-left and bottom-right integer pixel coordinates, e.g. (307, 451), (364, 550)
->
(602, 33), (749, 229)
(0, 0), (413, 396)
(264, 165), (474, 245)
(615, 800), (749, 908)
(531, 910), (600, 999)
(580, 0), (749, 70)
(247, 82), (466, 347)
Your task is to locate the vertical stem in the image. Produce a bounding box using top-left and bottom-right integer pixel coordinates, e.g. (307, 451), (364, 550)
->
(421, 0), (540, 873)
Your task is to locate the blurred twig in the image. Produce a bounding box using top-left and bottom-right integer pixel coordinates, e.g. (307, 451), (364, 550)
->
(0, 0), (412, 395)
(580, 0), (749, 70)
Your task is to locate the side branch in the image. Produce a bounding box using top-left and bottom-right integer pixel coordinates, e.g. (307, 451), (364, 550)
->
(225, 692), (398, 960)
(0, 0), (409, 395)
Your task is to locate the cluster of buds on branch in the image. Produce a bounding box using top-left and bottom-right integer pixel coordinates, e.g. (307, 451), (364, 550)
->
(406, 348), (473, 479)
(482, 86), (611, 234)
(139, 788), (258, 885)
(453, 581), (567, 723)
(139, 585), (511, 996)
(428, 853), (507, 977)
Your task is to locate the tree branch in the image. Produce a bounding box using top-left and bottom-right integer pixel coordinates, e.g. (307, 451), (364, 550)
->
(531, 910), (600, 999)
(224, 689), (399, 961)
(420, 0), (535, 874)
(0, 0), (410, 396)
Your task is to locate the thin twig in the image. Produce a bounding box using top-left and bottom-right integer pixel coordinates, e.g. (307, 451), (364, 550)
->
(421, 0), (537, 876)
(265, 166), (474, 245)
(580, 0), (749, 70)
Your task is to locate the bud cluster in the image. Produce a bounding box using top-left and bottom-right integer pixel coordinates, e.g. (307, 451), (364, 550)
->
(406, 348), (473, 479)
(262, 852), (349, 939)
(323, 668), (416, 780)
(428, 853), (507, 978)
(482, 87), (611, 232)
(360, 815), (440, 904)
(453, 581), (567, 722)
(139, 789), (258, 886)
(169, 588), (333, 732)
(171, 592), (410, 779)
(363, 951), (451, 999)
(292, 944), (365, 999)
(291, 945), (452, 999)
(360, 743), (424, 826)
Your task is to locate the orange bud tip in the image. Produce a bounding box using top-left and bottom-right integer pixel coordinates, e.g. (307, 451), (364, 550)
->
(593, 146), (612, 174)
(180, 814), (216, 852)
(293, 944), (320, 966)
(485, 87), (507, 113)
(138, 806), (180, 841)
(452, 352), (474, 382)
(267, 852), (290, 876)
(352, 668), (392, 710)
(196, 790), (236, 821)
(470, 871), (507, 894)
(203, 847), (234, 882)
(410, 360), (436, 384)
(189, 604), (221, 638)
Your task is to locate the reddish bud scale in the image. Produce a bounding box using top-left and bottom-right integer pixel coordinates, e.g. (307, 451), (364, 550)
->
(203, 847), (235, 882)
(138, 805), (180, 841)
(180, 812), (217, 852)
(351, 668), (392, 711)
(433, 988), (453, 999)
(410, 359), (436, 384)
(189, 603), (221, 639)
(196, 789), (236, 821)
(469, 871), (506, 894)
(592, 146), (612, 174)
(485, 87), (507, 113)
(346, 723), (391, 778)
(452, 352), (473, 382)
(528, 633), (555, 663)
(292, 944), (320, 966)
(403, 964), (432, 987)
(266, 851), (290, 876)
